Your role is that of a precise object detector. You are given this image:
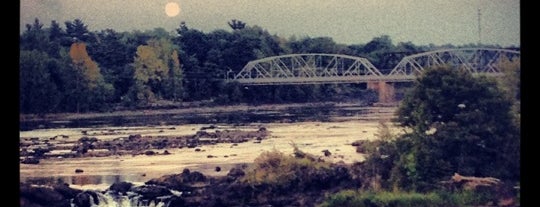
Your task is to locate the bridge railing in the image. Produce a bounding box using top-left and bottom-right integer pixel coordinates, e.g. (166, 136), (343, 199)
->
(388, 48), (520, 76)
(228, 48), (520, 85)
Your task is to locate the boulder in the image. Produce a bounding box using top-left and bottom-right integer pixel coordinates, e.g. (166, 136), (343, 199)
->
(21, 157), (40, 164)
(167, 196), (186, 206)
(109, 181), (133, 195)
(227, 168), (245, 178)
(322, 149), (332, 157)
(20, 183), (70, 206)
(73, 191), (99, 207)
(53, 183), (82, 198)
(132, 185), (172, 200)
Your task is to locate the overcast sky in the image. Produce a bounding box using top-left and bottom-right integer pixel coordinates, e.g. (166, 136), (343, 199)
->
(20, 0), (520, 47)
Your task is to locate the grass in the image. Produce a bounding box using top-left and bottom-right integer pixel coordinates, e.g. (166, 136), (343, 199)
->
(319, 189), (503, 207)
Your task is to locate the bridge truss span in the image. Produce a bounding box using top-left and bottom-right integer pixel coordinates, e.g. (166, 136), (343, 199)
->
(233, 53), (384, 85)
(388, 48), (520, 76)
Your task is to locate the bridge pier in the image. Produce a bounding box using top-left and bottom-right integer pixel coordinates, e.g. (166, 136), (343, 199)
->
(367, 81), (395, 104)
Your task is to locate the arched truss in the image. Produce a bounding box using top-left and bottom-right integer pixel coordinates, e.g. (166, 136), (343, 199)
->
(233, 54), (384, 85)
(387, 48), (520, 77)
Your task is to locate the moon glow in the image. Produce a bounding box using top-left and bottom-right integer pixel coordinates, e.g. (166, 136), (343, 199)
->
(165, 2), (180, 17)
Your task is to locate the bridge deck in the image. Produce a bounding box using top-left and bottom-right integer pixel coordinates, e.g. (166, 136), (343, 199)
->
(233, 75), (416, 85)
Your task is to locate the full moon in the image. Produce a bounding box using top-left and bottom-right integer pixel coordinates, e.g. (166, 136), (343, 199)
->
(165, 2), (180, 17)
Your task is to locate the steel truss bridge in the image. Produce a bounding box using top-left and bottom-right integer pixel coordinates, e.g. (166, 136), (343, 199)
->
(229, 48), (520, 85)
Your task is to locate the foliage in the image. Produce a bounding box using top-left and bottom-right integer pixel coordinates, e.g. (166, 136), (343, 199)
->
(319, 188), (507, 207)
(127, 38), (183, 105)
(19, 17), (516, 113)
(65, 19), (91, 42)
(68, 42), (114, 112)
(242, 149), (331, 187)
(357, 121), (409, 191)
(228, 19), (246, 30)
(19, 50), (61, 113)
(496, 56), (520, 127)
(69, 42), (103, 88)
(387, 66), (520, 191)
(319, 190), (445, 207)
(240, 146), (357, 197)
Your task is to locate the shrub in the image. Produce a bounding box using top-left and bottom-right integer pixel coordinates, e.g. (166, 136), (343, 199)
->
(320, 189), (507, 207)
(242, 149), (331, 187)
(320, 190), (446, 207)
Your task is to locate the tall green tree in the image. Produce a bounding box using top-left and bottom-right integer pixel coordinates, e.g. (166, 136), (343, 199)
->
(390, 66), (519, 191)
(163, 50), (183, 101)
(20, 18), (50, 52)
(496, 56), (520, 127)
(65, 19), (92, 42)
(88, 29), (134, 101)
(20, 50), (61, 114)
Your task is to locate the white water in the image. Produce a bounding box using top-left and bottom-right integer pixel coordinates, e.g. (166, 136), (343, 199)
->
(66, 183), (187, 207)
(72, 191), (167, 207)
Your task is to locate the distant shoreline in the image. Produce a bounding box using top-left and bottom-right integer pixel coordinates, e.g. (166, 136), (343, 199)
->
(20, 102), (397, 131)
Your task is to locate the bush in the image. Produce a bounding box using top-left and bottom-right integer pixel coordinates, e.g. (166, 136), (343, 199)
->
(320, 190), (445, 207)
(438, 188), (498, 206)
(320, 189), (507, 207)
(242, 149), (331, 187)
(241, 145), (357, 194)
(390, 66), (520, 191)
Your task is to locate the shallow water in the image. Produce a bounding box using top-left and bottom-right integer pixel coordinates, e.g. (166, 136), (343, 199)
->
(20, 104), (399, 191)
(20, 120), (395, 190)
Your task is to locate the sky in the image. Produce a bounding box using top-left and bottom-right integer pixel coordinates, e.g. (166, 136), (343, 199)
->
(20, 0), (520, 47)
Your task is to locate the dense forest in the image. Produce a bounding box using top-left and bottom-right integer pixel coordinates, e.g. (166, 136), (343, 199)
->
(20, 18), (513, 114)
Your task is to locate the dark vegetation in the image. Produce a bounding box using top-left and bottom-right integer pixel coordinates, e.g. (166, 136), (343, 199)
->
(20, 18), (509, 114)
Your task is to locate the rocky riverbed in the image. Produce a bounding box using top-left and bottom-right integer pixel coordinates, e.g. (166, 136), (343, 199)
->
(20, 104), (399, 206)
(20, 120), (391, 207)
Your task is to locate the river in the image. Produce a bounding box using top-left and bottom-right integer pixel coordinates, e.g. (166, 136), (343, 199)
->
(20, 103), (398, 191)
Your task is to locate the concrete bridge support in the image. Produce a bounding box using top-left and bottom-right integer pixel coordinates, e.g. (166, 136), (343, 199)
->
(367, 81), (395, 103)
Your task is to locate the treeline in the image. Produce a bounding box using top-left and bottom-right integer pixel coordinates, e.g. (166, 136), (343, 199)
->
(20, 18), (507, 114)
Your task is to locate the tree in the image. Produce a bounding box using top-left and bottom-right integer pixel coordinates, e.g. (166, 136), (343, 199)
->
(20, 18), (49, 52)
(163, 50), (183, 101)
(88, 29), (133, 101)
(65, 19), (92, 42)
(20, 50), (61, 114)
(389, 66), (519, 191)
(228, 19), (246, 30)
(496, 56), (520, 127)
(45, 20), (68, 58)
(69, 42), (113, 112)
(69, 42), (103, 88)
(288, 37), (340, 54)
(128, 38), (183, 105)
